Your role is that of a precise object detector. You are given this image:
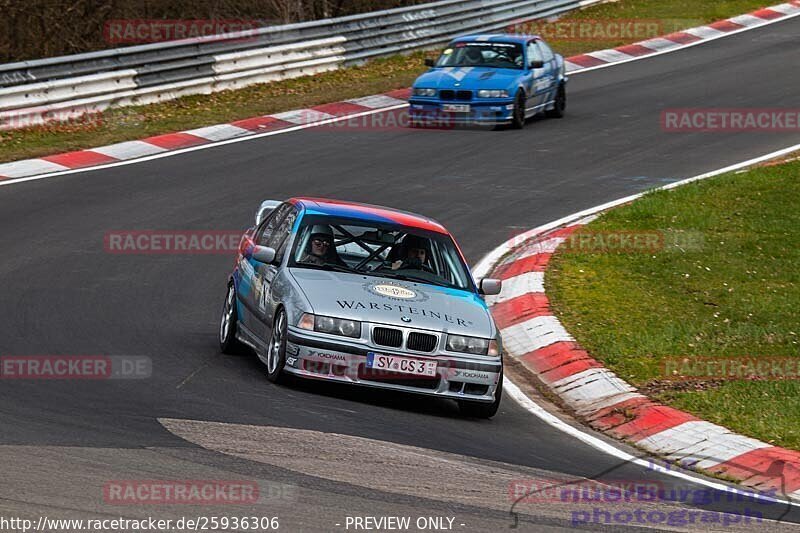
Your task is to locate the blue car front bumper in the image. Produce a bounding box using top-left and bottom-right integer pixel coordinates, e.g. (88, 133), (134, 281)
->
(408, 98), (516, 125)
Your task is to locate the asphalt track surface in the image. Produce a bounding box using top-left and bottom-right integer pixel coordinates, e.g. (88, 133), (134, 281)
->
(1, 15), (800, 533)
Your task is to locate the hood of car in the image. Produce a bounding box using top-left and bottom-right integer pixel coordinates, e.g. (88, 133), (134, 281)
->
(414, 67), (521, 91)
(289, 268), (494, 337)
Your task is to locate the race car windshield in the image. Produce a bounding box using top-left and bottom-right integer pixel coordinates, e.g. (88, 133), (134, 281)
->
(290, 217), (474, 291)
(435, 42), (524, 69)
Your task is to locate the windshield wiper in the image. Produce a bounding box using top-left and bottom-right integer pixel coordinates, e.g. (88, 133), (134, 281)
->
(376, 271), (451, 288)
(297, 263), (356, 274)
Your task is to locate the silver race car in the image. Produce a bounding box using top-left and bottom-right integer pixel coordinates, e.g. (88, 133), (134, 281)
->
(219, 198), (504, 417)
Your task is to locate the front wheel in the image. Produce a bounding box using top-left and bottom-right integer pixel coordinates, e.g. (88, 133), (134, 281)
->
(546, 83), (566, 118)
(219, 282), (245, 354)
(266, 308), (288, 383)
(458, 370), (503, 418)
(510, 91), (526, 129)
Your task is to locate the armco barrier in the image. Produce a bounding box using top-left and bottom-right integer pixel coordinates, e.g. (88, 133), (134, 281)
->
(0, 0), (603, 129)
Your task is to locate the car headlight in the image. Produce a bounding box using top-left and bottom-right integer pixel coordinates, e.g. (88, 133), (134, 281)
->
(446, 334), (499, 356)
(298, 313), (361, 338)
(413, 88), (437, 97)
(477, 90), (509, 98)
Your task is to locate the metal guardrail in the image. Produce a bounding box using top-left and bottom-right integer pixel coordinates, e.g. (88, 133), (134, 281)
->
(0, 0), (602, 129)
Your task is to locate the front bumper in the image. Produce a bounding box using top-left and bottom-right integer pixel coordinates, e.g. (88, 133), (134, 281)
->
(284, 327), (502, 403)
(408, 98), (516, 125)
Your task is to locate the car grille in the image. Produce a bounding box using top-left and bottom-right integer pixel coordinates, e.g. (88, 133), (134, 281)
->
(440, 90), (472, 101)
(372, 327), (403, 348)
(407, 332), (437, 352)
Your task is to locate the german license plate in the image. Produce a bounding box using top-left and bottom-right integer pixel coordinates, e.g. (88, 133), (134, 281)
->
(443, 104), (470, 113)
(366, 352), (437, 377)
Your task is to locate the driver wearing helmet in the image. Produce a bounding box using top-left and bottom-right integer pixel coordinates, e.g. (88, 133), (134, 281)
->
(391, 234), (433, 272)
(463, 46), (484, 66)
(299, 225), (343, 266)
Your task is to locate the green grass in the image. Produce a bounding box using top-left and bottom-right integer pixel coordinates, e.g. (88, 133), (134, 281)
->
(547, 158), (800, 449)
(0, 0), (775, 163)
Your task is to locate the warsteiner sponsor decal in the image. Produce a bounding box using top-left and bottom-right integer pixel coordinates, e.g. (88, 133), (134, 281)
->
(363, 281), (429, 303)
(372, 283), (416, 299)
(336, 300), (473, 328)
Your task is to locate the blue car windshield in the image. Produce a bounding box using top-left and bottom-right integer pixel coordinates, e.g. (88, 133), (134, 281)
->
(435, 42), (524, 69)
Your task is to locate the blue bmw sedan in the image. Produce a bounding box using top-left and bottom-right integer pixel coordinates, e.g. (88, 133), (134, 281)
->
(409, 34), (566, 128)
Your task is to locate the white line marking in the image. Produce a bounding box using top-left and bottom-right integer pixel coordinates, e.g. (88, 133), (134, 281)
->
(487, 271), (544, 304)
(636, 421), (772, 469)
(500, 315), (573, 356)
(92, 140), (166, 160)
(684, 26), (728, 39)
(585, 49), (636, 63)
(771, 3), (800, 15)
(183, 124), (250, 141)
(0, 158), (69, 178)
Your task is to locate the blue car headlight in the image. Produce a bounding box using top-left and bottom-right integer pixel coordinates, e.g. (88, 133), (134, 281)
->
(477, 90), (509, 98)
(413, 88), (437, 97)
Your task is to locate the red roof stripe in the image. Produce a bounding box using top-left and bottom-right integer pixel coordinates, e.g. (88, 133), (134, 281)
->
(296, 198), (448, 234)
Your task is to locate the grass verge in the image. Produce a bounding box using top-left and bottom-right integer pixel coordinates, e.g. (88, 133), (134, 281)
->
(546, 157), (800, 450)
(0, 0), (775, 163)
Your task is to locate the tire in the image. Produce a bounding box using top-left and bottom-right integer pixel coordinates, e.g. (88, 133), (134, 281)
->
(219, 282), (245, 354)
(265, 308), (288, 383)
(546, 83), (566, 118)
(458, 369), (503, 419)
(510, 91), (526, 129)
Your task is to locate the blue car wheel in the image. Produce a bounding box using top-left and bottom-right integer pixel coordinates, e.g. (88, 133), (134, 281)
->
(547, 83), (566, 118)
(511, 91), (526, 129)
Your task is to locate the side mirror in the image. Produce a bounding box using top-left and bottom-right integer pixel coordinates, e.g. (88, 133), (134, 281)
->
(529, 60), (544, 69)
(478, 278), (502, 296)
(250, 245), (276, 264)
(255, 200), (282, 225)
(424, 58), (436, 67)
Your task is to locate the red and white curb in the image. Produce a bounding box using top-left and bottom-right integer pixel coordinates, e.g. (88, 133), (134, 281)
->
(2, 1), (800, 183)
(0, 89), (410, 181)
(565, 1), (800, 72)
(480, 191), (800, 503)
